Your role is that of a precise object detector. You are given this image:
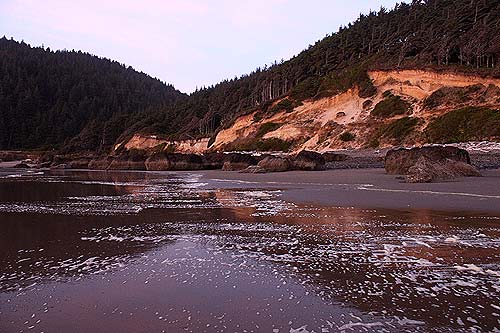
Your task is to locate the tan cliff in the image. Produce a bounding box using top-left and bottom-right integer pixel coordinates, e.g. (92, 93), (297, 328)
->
(123, 70), (500, 154)
(119, 135), (210, 154)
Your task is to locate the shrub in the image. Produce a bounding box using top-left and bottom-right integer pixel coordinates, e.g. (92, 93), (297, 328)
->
(268, 99), (295, 114)
(371, 95), (411, 118)
(339, 131), (356, 142)
(424, 107), (500, 143)
(423, 84), (485, 109)
(256, 138), (292, 152)
(382, 117), (419, 141)
(368, 137), (380, 148)
(256, 122), (282, 138)
(164, 143), (177, 153)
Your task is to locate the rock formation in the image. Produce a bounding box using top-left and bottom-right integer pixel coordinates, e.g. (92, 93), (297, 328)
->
(385, 146), (481, 183)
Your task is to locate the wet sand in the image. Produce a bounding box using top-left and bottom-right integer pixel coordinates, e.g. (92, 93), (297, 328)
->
(200, 168), (500, 213)
(0, 168), (499, 332)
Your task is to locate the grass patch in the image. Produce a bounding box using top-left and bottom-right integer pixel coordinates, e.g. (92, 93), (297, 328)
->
(371, 95), (411, 118)
(424, 107), (500, 143)
(339, 131), (356, 142)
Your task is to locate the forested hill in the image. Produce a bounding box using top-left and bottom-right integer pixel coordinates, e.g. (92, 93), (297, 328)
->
(0, 37), (185, 151)
(117, 0), (500, 145)
(1, 0), (500, 152)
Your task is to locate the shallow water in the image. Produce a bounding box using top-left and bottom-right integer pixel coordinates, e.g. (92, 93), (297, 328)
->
(0, 169), (499, 332)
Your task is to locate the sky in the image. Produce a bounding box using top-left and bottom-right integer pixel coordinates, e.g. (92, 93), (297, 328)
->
(0, 0), (404, 93)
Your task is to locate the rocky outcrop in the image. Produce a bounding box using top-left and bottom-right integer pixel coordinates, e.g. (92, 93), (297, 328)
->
(322, 152), (349, 162)
(51, 163), (70, 169)
(107, 158), (145, 170)
(292, 150), (325, 171)
(405, 156), (481, 183)
(255, 156), (292, 173)
(145, 153), (204, 171)
(240, 151), (325, 173)
(88, 157), (113, 170)
(14, 162), (31, 168)
(105, 150), (147, 170)
(385, 146), (481, 182)
(202, 153), (225, 170)
(222, 153), (258, 171)
(68, 158), (91, 169)
(385, 146), (470, 174)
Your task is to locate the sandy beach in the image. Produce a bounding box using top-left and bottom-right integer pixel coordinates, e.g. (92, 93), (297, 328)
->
(199, 168), (500, 213)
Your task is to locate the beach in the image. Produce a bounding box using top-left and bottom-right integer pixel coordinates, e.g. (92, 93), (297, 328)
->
(199, 168), (500, 213)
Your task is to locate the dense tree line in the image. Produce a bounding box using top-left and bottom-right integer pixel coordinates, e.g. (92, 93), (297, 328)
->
(0, 38), (184, 151)
(131, 0), (500, 142)
(1, 0), (499, 151)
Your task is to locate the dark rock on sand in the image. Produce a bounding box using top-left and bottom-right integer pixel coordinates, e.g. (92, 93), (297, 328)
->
(405, 156), (482, 183)
(385, 146), (481, 182)
(68, 158), (91, 169)
(385, 146), (470, 174)
(322, 152), (349, 163)
(257, 156), (292, 172)
(107, 150), (148, 170)
(37, 161), (52, 168)
(222, 153), (257, 171)
(145, 153), (204, 171)
(292, 150), (325, 171)
(51, 163), (70, 169)
(14, 162), (31, 168)
(202, 153), (225, 170)
(240, 156), (291, 173)
(241, 151), (326, 173)
(88, 157), (113, 170)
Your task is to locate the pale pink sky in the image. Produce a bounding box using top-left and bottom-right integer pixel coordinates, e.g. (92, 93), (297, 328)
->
(0, 0), (404, 92)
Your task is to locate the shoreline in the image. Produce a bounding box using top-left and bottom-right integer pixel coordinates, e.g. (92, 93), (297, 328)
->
(198, 168), (500, 214)
(1, 163), (499, 214)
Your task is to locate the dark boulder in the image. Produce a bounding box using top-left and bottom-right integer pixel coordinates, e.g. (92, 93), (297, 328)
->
(258, 156), (291, 172)
(385, 146), (470, 175)
(107, 158), (145, 170)
(88, 157), (113, 170)
(222, 153), (257, 171)
(292, 150), (325, 171)
(245, 156), (292, 173)
(107, 150), (147, 170)
(385, 146), (481, 183)
(68, 158), (91, 169)
(406, 156), (481, 183)
(51, 163), (70, 169)
(322, 152), (349, 163)
(202, 153), (225, 170)
(145, 153), (204, 171)
(14, 162), (31, 169)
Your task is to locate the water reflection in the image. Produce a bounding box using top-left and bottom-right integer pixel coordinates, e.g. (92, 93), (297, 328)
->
(0, 169), (499, 332)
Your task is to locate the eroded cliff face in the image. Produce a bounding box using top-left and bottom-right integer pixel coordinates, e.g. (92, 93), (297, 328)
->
(123, 70), (500, 154)
(120, 135), (210, 154)
(211, 70), (500, 152)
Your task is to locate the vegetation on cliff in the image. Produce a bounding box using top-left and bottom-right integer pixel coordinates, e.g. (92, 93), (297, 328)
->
(425, 107), (500, 143)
